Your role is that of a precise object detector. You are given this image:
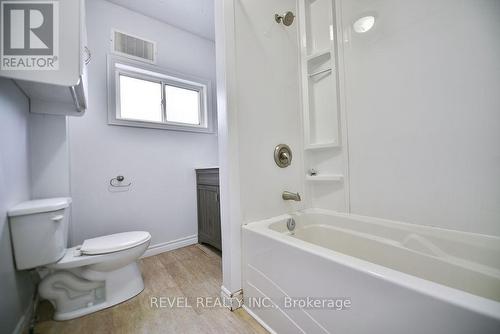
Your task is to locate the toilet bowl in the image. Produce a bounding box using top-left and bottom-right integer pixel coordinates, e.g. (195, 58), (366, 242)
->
(8, 198), (151, 320)
(40, 231), (151, 320)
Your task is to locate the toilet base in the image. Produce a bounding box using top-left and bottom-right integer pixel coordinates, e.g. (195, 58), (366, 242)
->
(41, 261), (145, 321)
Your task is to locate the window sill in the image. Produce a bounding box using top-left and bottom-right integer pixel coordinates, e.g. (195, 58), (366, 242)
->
(108, 118), (215, 134)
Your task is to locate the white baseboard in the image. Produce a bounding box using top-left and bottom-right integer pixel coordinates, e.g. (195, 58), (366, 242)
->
(242, 305), (277, 334)
(220, 285), (243, 311)
(142, 234), (198, 258)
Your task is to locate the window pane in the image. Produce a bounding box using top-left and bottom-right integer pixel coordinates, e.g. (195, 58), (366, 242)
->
(119, 75), (162, 122)
(165, 85), (200, 125)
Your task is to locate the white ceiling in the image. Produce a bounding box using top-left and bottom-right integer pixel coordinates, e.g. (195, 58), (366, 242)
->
(106, 0), (215, 41)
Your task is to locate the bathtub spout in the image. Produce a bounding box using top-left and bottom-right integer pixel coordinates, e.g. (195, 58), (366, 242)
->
(282, 191), (301, 201)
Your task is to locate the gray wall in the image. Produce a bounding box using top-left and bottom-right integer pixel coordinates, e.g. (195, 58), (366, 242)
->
(68, 0), (219, 248)
(0, 78), (34, 334)
(29, 113), (70, 200)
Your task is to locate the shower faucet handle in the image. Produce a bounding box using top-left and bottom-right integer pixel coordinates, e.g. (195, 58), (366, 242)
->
(280, 151), (290, 163)
(274, 144), (293, 168)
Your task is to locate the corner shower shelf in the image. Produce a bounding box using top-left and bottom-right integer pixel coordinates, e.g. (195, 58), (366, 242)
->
(308, 68), (333, 78)
(306, 175), (344, 182)
(300, 0), (339, 154)
(306, 49), (331, 61)
(305, 142), (339, 150)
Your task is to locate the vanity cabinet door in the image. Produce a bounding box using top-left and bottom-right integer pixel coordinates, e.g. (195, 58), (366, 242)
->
(197, 185), (221, 251)
(196, 168), (221, 251)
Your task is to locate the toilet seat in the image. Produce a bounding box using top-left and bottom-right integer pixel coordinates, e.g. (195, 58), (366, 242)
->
(80, 231), (151, 255)
(48, 231), (151, 270)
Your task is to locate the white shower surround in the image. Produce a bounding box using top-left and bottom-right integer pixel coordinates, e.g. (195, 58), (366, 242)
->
(242, 209), (500, 333)
(215, 0), (500, 304)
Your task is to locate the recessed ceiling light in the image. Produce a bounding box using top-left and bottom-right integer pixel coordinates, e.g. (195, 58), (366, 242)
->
(353, 16), (375, 33)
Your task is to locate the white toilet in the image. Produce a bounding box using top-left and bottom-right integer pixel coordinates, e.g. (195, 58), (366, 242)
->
(8, 197), (151, 320)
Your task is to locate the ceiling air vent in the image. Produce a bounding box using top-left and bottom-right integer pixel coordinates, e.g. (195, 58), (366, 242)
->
(112, 30), (156, 63)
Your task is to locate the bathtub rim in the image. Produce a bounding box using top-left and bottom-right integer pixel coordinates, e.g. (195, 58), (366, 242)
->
(242, 208), (500, 320)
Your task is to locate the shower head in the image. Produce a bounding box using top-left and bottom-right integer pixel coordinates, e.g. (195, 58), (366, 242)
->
(275, 11), (295, 26)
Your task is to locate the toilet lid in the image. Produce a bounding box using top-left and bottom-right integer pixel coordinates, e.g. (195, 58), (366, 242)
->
(80, 231), (151, 255)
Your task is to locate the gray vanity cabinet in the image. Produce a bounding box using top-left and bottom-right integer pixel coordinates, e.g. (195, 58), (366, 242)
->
(196, 168), (221, 251)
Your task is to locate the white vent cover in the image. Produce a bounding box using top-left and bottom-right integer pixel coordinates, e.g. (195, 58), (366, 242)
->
(112, 30), (156, 63)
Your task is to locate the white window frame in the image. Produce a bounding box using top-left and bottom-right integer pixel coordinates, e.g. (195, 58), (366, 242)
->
(107, 55), (214, 133)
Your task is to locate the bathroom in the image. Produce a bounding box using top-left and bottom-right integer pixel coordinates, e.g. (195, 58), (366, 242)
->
(0, 0), (499, 333)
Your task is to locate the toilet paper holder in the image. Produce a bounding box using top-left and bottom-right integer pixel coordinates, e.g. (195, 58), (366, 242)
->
(110, 175), (131, 188)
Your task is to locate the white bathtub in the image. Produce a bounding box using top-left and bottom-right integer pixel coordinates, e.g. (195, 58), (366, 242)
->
(242, 208), (500, 334)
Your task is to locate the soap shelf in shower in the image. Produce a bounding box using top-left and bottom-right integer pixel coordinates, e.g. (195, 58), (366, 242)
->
(305, 141), (339, 150)
(306, 49), (331, 61)
(305, 174), (343, 182)
(308, 67), (333, 78)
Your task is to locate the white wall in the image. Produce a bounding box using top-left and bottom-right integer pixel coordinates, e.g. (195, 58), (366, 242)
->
(215, 0), (243, 294)
(0, 78), (34, 334)
(233, 0), (306, 223)
(340, 0), (500, 235)
(68, 0), (218, 248)
(215, 0), (305, 293)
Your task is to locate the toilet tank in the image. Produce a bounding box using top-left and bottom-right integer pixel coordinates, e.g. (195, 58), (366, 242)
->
(8, 198), (72, 270)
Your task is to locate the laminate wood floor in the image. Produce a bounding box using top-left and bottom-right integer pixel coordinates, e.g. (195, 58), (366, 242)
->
(34, 244), (267, 334)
